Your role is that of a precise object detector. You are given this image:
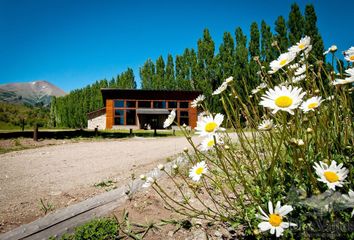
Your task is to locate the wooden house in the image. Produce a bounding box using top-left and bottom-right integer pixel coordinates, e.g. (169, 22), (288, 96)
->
(87, 89), (202, 130)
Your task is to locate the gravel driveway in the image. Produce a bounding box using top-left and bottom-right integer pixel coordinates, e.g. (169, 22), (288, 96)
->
(0, 136), (201, 233)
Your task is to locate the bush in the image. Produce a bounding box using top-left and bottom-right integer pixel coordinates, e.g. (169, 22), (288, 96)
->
(56, 218), (119, 240)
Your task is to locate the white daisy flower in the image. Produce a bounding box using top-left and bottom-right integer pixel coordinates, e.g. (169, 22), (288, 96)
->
(259, 83), (267, 89)
(212, 82), (228, 95)
(323, 45), (337, 55)
(288, 36), (311, 53)
(163, 109), (176, 128)
(314, 160), (349, 190)
(303, 44), (313, 57)
(343, 190), (354, 217)
(258, 119), (274, 131)
(189, 161), (208, 182)
(295, 65), (306, 76)
(200, 134), (223, 151)
(142, 169), (159, 188)
(225, 76), (234, 84)
(326, 95), (334, 101)
(251, 87), (261, 94)
(259, 85), (306, 115)
(195, 113), (224, 137)
(292, 74), (306, 83)
(269, 52), (297, 73)
(344, 46), (354, 62)
(333, 68), (354, 85)
(191, 94), (206, 108)
(300, 96), (323, 113)
(289, 63), (299, 70)
(257, 201), (297, 237)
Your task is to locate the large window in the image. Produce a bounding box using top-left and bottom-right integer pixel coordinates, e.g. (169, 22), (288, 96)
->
(114, 110), (124, 125)
(168, 101), (177, 108)
(114, 100), (124, 108)
(138, 101), (151, 108)
(153, 101), (166, 108)
(179, 101), (189, 108)
(179, 111), (189, 126)
(126, 110), (136, 125)
(126, 101), (136, 108)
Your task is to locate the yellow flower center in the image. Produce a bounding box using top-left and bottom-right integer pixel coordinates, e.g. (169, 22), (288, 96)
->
(275, 96), (293, 108)
(279, 59), (287, 66)
(207, 139), (215, 147)
(195, 167), (204, 175)
(299, 43), (305, 49)
(205, 122), (217, 132)
(269, 214), (283, 227)
(308, 102), (318, 109)
(324, 171), (339, 183)
(350, 55), (354, 61)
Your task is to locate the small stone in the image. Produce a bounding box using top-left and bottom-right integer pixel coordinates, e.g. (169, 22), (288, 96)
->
(214, 230), (222, 237)
(168, 231), (174, 237)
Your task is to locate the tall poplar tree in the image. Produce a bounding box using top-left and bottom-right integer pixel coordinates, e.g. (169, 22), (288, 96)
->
(219, 32), (235, 79)
(249, 22), (261, 88)
(261, 20), (275, 63)
(304, 4), (325, 61)
(140, 59), (155, 89)
(165, 54), (175, 89)
(288, 3), (304, 45)
(155, 56), (165, 89)
(274, 16), (289, 52)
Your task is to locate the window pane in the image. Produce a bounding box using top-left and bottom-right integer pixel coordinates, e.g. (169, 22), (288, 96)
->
(115, 109), (124, 117)
(114, 100), (124, 108)
(168, 101), (177, 108)
(126, 101), (136, 108)
(153, 101), (166, 108)
(179, 111), (189, 126)
(126, 110), (136, 125)
(180, 111), (189, 117)
(179, 102), (189, 108)
(179, 118), (189, 126)
(138, 101), (151, 108)
(114, 117), (124, 125)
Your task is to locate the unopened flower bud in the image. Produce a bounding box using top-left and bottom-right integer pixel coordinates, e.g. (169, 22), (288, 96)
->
(306, 128), (313, 133)
(183, 147), (189, 153)
(225, 145), (230, 150)
(297, 139), (305, 146)
(157, 164), (164, 171)
(140, 174), (146, 180)
(172, 164), (178, 169)
(329, 45), (337, 52)
(314, 89), (320, 94)
(253, 56), (259, 61)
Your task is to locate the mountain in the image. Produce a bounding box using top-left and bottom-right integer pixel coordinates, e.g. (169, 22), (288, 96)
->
(0, 81), (66, 107)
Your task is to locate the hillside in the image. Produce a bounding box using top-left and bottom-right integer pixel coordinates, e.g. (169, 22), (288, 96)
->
(0, 102), (50, 130)
(0, 81), (66, 107)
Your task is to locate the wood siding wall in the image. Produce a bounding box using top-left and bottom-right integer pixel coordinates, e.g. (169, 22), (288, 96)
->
(106, 99), (114, 129)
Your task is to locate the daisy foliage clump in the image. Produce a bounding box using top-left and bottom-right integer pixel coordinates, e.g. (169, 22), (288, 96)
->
(151, 36), (354, 238)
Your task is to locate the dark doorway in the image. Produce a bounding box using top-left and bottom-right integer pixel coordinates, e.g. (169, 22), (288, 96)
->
(138, 114), (168, 129)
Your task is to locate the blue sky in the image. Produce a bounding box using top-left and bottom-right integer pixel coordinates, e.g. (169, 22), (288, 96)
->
(0, 0), (353, 92)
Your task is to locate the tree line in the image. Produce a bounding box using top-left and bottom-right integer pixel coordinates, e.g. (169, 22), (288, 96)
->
(51, 3), (325, 128)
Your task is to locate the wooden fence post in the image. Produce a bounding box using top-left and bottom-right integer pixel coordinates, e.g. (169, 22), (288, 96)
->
(33, 124), (38, 141)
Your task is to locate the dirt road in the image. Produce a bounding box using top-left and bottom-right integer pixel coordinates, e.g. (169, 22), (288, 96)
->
(0, 136), (201, 233)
